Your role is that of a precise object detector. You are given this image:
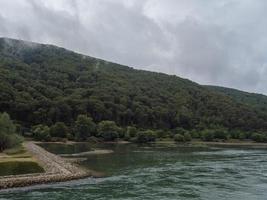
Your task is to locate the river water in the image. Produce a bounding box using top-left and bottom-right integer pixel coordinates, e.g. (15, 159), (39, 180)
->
(1, 143), (267, 200)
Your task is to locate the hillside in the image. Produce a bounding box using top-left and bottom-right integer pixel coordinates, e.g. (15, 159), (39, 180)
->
(206, 86), (267, 112)
(1, 37), (267, 132)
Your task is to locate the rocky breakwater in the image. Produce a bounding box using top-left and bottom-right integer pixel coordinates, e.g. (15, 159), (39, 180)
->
(0, 142), (93, 189)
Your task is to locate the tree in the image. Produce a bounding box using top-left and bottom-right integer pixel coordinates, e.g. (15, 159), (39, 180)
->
(0, 112), (23, 151)
(184, 132), (192, 142)
(97, 121), (120, 141)
(32, 124), (51, 141)
(50, 122), (69, 138)
(74, 115), (96, 141)
(126, 126), (137, 138)
(136, 130), (156, 143)
(201, 130), (214, 141)
(174, 134), (184, 142)
(251, 133), (267, 143)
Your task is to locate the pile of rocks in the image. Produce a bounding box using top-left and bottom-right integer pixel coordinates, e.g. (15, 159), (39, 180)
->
(0, 142), (93, 189)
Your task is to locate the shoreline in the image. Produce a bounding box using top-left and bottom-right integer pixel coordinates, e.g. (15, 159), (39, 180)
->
(0, 142), (100, 190)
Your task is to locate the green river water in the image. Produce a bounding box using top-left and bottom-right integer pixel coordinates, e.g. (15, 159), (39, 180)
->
(1, 143), (267, 200)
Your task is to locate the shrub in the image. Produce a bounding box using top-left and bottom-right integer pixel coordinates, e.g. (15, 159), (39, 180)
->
(50, 122), (69, 138)
(251, 133), (267, 143)
(155, 130), (168, 138)
(213, 129), (228, 140)
(174, 134), (185, 142)
(190, 129), (200, 138)
(184, 132), (192, 142)
(31, 124), (51, 141)
(126, 126), (138, 138)
(201, 130), (214, 141)
(97, 121), (120, 141)
(173, 127), (186, 135)
(238, 132), (246, 140)
(136, 130), (156, 143)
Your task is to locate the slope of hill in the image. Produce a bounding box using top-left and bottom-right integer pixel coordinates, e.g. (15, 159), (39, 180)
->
(1, 37), (267, 132)
(206, 86), (267, 112)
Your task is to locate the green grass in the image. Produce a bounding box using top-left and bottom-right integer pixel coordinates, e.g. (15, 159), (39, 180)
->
(3, 145), (26, 155)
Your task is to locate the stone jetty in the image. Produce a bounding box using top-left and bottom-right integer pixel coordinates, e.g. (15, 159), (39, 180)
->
(0, 142), (93, 189)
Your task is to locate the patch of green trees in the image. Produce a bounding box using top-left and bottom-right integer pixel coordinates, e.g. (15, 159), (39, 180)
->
(0, 112), (23, 151)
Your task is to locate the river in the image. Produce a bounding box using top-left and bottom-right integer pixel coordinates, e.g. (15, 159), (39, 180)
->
(1, 143), (267, 200)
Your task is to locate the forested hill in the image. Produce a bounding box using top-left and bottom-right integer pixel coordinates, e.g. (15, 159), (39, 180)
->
(1, 37), (267, 132)
(206, 86), (267, 112)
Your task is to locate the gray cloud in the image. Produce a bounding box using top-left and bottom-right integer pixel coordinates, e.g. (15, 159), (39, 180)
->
(0, 0), (267, 94)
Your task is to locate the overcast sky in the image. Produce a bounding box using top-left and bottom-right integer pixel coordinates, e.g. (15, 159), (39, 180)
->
(0, 0), (267, 94)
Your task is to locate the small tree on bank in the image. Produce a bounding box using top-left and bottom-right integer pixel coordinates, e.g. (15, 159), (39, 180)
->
(50, 122), (69, 138)
(74, 115), (96, 141)
(31, 124), (51, 141)
(97, 121), (120, 141)
(0, 112), (23, 151)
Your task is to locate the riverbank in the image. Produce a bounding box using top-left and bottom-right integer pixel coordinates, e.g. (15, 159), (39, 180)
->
(0, 142), (96, 189)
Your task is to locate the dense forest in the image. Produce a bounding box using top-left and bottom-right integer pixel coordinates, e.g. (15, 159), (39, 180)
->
(1, 38), (267, 145)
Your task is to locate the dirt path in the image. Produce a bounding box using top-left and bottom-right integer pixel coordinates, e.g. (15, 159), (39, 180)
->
(0, 142), (93, 189)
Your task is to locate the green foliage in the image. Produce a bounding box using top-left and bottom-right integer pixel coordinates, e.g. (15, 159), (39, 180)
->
(0, 112), (23, 151)
(155, 130), (168, 138)
(126, 126), (138, 138)
(97, 121), (120, 141)
(1, 38), (267, 135)
(213, 129), (228, 140)
(174, 134), (185, 142)
(136, 130), (156, 143)
(31, 124), (51, 141)
(251, 133), (267, 143)
(50, 122), (69, 138)
(184, 132), (192, 142)
(74, 115), (96, 141)
(173, 128), (186, 135)
(201, 130), (215, 141)
(190, 129), (200, 138)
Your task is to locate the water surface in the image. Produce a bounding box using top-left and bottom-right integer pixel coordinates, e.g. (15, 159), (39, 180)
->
(1, 143), (267, 200)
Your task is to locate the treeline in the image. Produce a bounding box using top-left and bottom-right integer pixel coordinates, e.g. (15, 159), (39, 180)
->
(1, 38), (267, 137)
(29, 114), (267, 143)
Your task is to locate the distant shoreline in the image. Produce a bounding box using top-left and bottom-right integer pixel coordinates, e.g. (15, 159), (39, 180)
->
(0, 142), (102, 190)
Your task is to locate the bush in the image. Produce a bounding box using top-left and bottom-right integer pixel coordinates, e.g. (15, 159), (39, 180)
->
(136, 130), (156, 143)
(251, 133), (267, 143)
(201, 130), (214, 141)
(97, 121), (120, 141)
(74, 115), (96, 141)
(0, 113), (23, 151)
(126, 126), (137, 138)
(50, 122), (69, 138)
(155, 130), (168, 138)
(184, 132), (192, 142)
(213, 129), (228, 140)
(174, 134), (184, 142)
(173, 127), (186, 135)
(31, 124), (51, 141)
(190, 129), (200, 138)
(238, 132), (246, 140)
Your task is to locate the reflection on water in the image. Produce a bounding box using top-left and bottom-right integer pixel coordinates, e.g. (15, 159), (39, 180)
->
(38, 143), (92, 155)
(1, 143), (267, 200)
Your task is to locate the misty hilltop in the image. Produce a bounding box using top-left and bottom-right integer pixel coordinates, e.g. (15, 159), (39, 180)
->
(1, 37), (267, 132)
